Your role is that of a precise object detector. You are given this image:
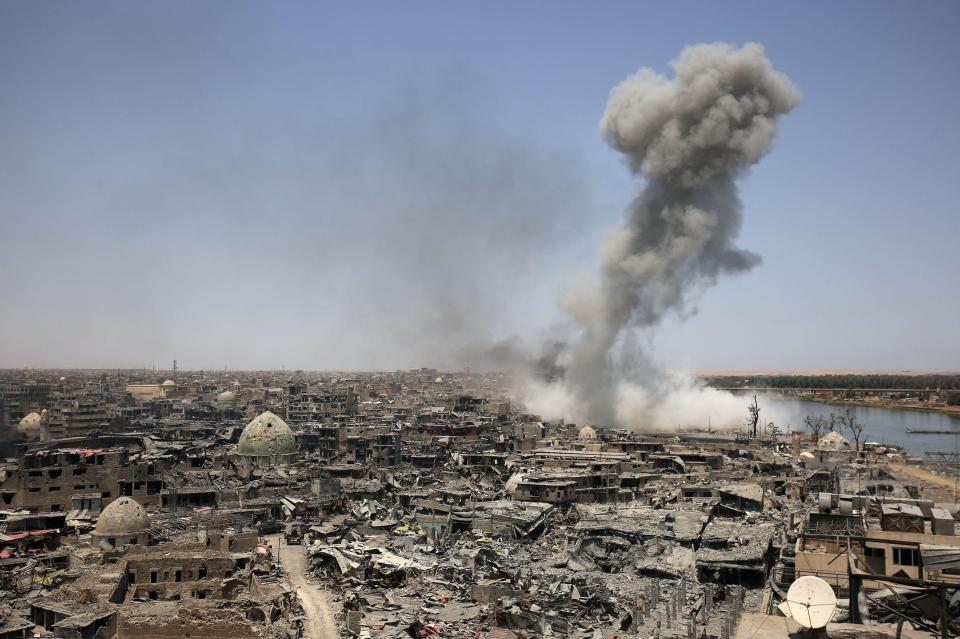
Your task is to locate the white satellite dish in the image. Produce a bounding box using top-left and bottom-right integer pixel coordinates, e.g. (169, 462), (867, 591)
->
(778, 576), (837, 629)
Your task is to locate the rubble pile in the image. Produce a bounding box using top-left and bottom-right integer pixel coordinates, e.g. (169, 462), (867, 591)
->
(0, 368), (955, 637)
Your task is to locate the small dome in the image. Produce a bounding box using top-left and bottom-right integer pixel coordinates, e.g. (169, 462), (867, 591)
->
(162, 379), (176, 387)
(18, 412), (42, 435)
(217, 390), (237, 403)
(816, 431), (851, 451)
(578, 425), (598, 440)
(95, 497), (150, 537)
(238, 411), (296, 457)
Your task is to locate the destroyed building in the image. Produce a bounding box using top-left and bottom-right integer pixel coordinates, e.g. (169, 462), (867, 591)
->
(0, 367), (955, 638)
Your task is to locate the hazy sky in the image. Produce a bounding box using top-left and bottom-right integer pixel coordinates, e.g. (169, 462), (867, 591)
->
(1, 1), (958, 372)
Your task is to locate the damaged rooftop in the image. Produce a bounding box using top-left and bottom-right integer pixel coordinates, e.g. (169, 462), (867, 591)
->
(0, 369), (957, 639)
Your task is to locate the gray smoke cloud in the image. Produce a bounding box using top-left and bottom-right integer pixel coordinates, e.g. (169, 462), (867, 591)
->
(528, 42), (800, 428)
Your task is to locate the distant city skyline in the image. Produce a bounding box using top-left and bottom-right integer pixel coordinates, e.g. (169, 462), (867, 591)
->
(3, 367), (959, 376)
(2, 2), (958, 372)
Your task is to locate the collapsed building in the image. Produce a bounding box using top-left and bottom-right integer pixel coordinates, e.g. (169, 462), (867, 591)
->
(0, 368), (956, 638)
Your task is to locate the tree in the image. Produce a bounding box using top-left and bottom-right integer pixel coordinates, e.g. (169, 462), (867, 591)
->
(767, 422), (783, 439)
(804, 415), (826, 442)
(827, 412), (839, 433)
(745, 395), (760, 439)
(838, 408), (865, 452)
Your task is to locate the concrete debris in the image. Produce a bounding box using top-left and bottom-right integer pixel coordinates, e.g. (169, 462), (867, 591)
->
(0, 369), (956, 637)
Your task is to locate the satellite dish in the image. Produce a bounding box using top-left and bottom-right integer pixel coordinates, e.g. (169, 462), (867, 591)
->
(780, 576), (837, 629)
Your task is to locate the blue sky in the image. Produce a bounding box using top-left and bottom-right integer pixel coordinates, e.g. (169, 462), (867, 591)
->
(1, 1), (957, 371)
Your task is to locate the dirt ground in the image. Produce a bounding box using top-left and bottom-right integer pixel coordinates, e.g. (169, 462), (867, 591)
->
(887, 463), (960, 503)
(269, 533), (341, 639)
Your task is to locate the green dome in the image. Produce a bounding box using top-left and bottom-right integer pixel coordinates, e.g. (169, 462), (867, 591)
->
(238, 411), (296, 457)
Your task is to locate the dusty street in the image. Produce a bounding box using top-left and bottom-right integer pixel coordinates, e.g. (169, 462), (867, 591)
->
(888, 463), (960, 503)
(269, 534), (341, 639)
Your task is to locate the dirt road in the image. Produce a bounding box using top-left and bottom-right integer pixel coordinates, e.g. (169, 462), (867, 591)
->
(888, 463), (959, 502)
(269, 534), (341, 639)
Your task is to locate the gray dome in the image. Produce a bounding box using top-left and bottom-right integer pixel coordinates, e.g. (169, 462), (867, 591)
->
(95, 497), (150, 537)
(238, 411), (296, 457)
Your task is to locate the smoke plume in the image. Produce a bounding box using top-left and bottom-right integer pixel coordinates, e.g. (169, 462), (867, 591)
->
(529, 42), (800, 429)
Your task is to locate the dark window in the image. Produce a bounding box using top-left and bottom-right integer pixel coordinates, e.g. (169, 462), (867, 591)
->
(150, 570), (158, 584)
(198, 567), (207, 579)
(893, 547), (920, 566)
(175, 570), (182, 582)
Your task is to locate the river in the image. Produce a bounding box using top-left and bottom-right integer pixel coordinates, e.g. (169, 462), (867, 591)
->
(758, 397), (960, 456)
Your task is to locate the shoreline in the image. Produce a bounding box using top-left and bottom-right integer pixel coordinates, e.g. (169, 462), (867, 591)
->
(804, 397), (960, 417)
(753, 393), (960, 418)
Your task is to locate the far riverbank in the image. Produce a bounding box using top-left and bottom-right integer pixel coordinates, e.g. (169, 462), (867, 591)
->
(759, 397), (960, 456)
